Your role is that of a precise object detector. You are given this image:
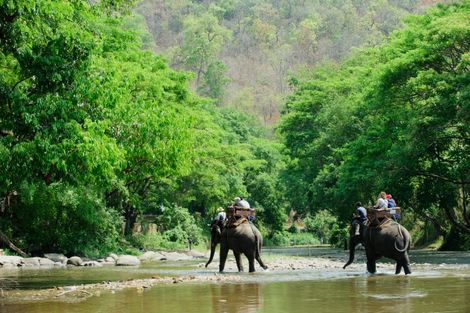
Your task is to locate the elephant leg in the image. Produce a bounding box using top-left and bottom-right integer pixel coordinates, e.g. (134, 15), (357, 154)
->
(402, 253), (412, 275)
(219, 244), (229, 273)
(366, 259), (376, 274)
(395, 262), (403, 274)
(245, 251), (256, 273)
(403, 263), (412, 275)
(366, 253), (378, 274)
(234, 252), (244, 272)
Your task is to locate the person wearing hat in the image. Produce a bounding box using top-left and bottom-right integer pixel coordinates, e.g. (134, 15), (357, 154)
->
(386, 194), (400, 220)
(235, 197), (250, 209)
(211, 207), (227, 231)
(386, 194), (396, 208)
(231, 197), (255, 221)
(215, 207), (227, 222)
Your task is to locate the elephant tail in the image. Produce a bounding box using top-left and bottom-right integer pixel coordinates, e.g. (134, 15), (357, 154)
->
(394, 224), (410, 253)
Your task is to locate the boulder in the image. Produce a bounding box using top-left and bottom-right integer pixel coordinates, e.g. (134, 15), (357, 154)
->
(67, 256), (83, 266)
(161, 251), (193, 261)
(105, 256), (116, 263)
(44, 253), (67, 264)
(0, 256), (23, 266)
(22, 257), (41, 267)
(38, 258), (55, 267)
(151, 251), (167, 260)
(116, 255), (141, 266)
(138, 251), (157, 261)
(82, 261), (102, 267)
(109, 253), (119, 261)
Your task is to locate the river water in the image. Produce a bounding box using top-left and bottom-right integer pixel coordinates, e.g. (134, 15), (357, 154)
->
(1, 248), (469, 313)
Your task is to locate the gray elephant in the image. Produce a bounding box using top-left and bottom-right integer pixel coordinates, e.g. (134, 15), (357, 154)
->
(205, 221), (268, 272)
(343, 218), (412, 274)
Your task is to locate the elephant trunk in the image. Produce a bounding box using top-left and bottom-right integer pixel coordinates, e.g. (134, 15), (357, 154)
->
(343, 238), (356, 269)
(205, 225), (221, 268)
(205, 241), (217, 268)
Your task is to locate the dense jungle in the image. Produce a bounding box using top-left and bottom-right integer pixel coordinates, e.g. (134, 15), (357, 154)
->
(0, 0), (469, 260)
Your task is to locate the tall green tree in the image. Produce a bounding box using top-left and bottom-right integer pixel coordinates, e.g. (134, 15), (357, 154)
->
(279, 2), (470, 245)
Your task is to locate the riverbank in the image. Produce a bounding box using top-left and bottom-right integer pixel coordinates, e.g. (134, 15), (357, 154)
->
(2, 248), (470, 304)
(0, 253), (359, 303)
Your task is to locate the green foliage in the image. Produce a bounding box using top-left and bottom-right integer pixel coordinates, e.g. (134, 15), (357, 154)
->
(279, 2), (470, 245)
(3, 0), (464, 256)
(157, 205), (204, 246)
(264, 230), (321, 246)
(197, 60), (230, 103)
(264, 231), (291, 246)
(0, 0), (208, 255)
(12, 182), (121, 256)
(288, 232), (321, 246)
(303, 210), (340, 244)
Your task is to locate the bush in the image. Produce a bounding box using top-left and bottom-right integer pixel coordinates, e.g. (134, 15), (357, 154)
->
(157, 205), (204, 246)
(265, 231), (291, 246)
(129, 233), (164, 251)
(11, 182), (121, 258)
(287, 224), (299, 233)
(289, 232), (321, 246)
(303, 210), (340, 244)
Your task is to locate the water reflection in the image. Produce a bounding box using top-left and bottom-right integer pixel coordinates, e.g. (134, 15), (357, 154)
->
(1, 248), (470, 313)
(210, 283), (263, 313)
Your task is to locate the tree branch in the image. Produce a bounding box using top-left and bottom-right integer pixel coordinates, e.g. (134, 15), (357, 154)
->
(0, 230), (29, 257)
(443, 205), (470, 234)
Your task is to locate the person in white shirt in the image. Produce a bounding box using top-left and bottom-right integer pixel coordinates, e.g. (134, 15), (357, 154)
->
(374, 191), (388, 209)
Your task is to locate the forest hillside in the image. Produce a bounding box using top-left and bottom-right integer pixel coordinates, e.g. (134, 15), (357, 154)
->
(135, 0), (450, 126)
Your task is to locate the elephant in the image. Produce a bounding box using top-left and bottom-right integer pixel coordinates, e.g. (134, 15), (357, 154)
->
(343, 218), (412, 274)
(205, 221), (268, 272)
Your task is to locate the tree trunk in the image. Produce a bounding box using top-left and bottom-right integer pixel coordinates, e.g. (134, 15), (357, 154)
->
(0, 230), (29, 257)
(444, 205), (470, 234)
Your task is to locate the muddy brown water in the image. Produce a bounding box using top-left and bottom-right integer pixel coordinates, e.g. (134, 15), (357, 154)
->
(1, 248), (469, 313)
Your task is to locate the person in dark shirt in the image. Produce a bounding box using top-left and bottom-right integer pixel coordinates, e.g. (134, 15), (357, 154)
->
(353, 202), (367, 236)
(386, 194), (400, 220)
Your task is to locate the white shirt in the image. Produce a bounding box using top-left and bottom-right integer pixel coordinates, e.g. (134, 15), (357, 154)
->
(377, 198), (388, 209)
(236, 199), (250, 209)
(216, 211), (226, 221)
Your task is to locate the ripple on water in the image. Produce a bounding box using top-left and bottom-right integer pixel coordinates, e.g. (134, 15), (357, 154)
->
(364, 291), (428, 300)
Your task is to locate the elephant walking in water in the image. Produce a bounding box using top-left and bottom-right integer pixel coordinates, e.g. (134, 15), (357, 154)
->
(205, 221), (268, 273)
(343, 218), (412, 274)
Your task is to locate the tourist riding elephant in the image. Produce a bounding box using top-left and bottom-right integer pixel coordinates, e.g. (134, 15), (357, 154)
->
(343, 219), (412, 274)
(205, 222), (268, 272)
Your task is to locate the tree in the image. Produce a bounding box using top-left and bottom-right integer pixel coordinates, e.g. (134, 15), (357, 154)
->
(279, 2), (470, 245)
(177, 11), (231, 88)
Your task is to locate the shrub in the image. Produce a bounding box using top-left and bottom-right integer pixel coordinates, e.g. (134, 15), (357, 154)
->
(157, 205), (204, 246)
(303, 210), (340, 244)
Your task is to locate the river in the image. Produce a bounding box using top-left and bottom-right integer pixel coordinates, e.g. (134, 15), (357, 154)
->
(0, 248), (469, 313)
